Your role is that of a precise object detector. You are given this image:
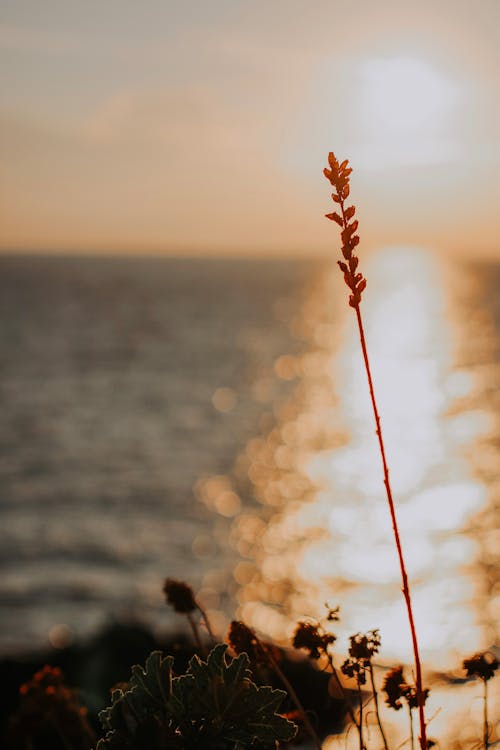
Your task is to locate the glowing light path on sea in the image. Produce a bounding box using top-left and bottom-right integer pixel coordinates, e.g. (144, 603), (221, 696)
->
(198, 246), (498, 746)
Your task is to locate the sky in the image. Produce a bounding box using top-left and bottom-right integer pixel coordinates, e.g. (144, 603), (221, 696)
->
(1, 0), (499, 257)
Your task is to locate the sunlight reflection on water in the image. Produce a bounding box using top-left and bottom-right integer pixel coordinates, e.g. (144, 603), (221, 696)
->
(190, 247), (500, 744)
(201, 248), (498, 676)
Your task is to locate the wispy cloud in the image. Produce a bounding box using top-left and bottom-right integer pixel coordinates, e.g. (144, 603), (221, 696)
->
(1, 1), (500, 255)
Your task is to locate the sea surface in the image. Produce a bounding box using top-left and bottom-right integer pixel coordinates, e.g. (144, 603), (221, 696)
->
(0, 251), (498, 699)
(0, 254), (320, 651)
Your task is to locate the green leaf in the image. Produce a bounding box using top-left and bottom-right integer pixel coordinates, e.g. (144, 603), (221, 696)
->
(129, 651), (174, 710)
(95, 645), (297, 750)
(173, 644), (296, 749)
(97, 652), (176, 750)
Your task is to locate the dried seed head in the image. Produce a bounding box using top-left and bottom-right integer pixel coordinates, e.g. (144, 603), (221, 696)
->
(292, 621), (336, 660)
(402, 683), (430, 709)
(341, 630), (381, 686)
(341, 657), (367, 685)
(325, 604), (340, 622)
(463, 652), (499, 682)
(163, 578), (197, 613)
(382, 666), (406, 711)
(227, 620), (258, 655)
(226, 620), (271, 666)
(382, 666), (430, 711)
(347, 630), (381, 662)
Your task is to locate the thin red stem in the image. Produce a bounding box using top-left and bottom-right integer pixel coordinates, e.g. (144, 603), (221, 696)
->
(353, 304), (427, 750)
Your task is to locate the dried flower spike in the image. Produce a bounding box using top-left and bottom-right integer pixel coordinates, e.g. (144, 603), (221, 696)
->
(324, 152), (366, 308)
(323, 152), (428, 750)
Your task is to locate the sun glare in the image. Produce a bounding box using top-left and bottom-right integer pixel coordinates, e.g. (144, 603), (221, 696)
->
(355, 57), (460, 168)
(361, 58), (456, 133)
(231, 247), (493, 675)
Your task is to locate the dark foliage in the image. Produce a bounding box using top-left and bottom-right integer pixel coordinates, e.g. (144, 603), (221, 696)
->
(97, 644), (296, 750)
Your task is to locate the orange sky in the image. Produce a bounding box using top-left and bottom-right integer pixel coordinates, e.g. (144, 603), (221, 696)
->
(1, 1), (499, 258)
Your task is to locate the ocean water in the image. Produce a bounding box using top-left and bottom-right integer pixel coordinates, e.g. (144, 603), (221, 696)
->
(0, 250), (498, 692)
(0, 254), (323, 651)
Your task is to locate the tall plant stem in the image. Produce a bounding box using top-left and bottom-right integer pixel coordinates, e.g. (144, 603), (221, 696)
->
(261, 642), (323, 750)
(368, 662), (390, 750)
(408, 705), (415, 750)
(353, 304), (427, 750)
(186, 612), (204, 653)
(357, 682), (364, 750)
(196, 602), (216, 645)
(483, 679), (489, 750)
(326, 654), (364, 741)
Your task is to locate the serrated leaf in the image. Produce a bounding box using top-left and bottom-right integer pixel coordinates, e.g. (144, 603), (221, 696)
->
(175, 644), (297, 748)
(97, 652), (175, 750)
(96, 644), (297, 750)
(129, 651), (174, 710)
(224, 651), (251, 686)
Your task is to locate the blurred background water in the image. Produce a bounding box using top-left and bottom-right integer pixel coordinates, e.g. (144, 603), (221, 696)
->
(0, 254), (316, 651)
(0, 250), (498, 688)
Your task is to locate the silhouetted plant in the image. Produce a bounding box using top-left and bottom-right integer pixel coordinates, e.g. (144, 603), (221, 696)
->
(6, 578), (496, 750)
(292, 621), (336, 662)
(96, 644), (296, 750)
(383, 666), (430, 750)
(340, 630), (389, 750)
(463, 651), (498, 750)
(228, 620), (321, 750)
(323, 152), (428, 750)
(163, 578), (215, 652)
(9, 665), (95, 750)
(292, 612), (366, 749)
